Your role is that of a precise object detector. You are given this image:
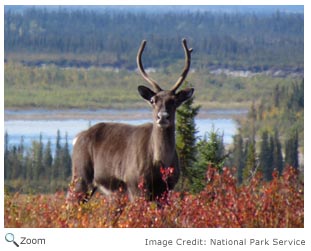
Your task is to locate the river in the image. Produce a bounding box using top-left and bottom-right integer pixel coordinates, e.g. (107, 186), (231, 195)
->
(4, 109), (247, 151)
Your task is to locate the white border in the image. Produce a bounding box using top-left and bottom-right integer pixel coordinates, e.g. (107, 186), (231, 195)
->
(1, 1), (309, 250)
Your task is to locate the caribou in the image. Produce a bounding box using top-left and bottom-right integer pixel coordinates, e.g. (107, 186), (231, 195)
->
(70, 39), (194, 203)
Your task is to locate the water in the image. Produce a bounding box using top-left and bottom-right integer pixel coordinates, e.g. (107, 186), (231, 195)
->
(4, 110), (245, 149)
(4, 117), (238, 151)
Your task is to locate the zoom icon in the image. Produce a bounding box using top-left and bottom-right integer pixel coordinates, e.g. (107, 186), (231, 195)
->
(5, 233), (19, 247)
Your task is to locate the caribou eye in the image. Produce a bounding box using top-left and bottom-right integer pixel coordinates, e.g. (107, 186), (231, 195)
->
(150, 97), (157, 104)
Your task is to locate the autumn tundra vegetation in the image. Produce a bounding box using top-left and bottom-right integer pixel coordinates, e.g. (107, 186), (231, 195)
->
(4, 166), (303, 227)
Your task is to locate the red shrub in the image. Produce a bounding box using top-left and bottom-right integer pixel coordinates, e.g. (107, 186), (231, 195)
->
(4, 166), (303, 228)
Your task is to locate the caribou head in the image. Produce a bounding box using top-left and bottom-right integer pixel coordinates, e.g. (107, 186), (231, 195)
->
(137, 39), (194, 129)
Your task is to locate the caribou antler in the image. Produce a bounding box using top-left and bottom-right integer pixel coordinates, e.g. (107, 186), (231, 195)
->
(170, 39), (193, 92)
(137, 40), (162, 92)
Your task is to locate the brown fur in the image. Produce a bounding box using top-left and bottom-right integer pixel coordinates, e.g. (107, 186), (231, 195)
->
(69, 39), (194, 203)
(71, 122), (180, 202)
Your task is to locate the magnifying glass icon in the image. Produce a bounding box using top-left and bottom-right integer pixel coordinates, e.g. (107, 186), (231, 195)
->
(5, 233), (19, 247)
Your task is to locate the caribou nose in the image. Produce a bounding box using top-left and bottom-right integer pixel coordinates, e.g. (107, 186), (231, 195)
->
(158, 111), (169, 120)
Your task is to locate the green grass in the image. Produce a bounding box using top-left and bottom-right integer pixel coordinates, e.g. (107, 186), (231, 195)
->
(4, 62), (300, 110)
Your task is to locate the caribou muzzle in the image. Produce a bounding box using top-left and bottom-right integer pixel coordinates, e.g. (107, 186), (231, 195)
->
(156, 111), (170, 128)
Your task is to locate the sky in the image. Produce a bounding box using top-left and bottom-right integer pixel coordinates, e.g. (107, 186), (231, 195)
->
(4, 5), (304, 14)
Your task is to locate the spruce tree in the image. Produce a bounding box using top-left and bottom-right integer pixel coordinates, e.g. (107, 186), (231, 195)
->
(175, 82), (200, 191)
(232, 132), (245, 184)
(62, 133), (72, 179)
(273, 129), (283, 175)
(17, 136), (26, 179)
(4, 132), (10, 180)
(53, 130), (62, 180)
(31, 140), (43, 181)
(191, 128), (226, 192)
(259, 130), (273, 181)
(268, 135), (274, 180)
(243, 140), (256, 182)
(51, 130), (63, 191)
(8, 136), (25, 180)
(43, 139), (53, 179)
(285, 130), (299, 169)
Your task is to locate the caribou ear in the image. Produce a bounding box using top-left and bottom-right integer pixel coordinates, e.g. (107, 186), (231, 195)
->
(138, 86), (156, 102)
(175, 87), (194, 107)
